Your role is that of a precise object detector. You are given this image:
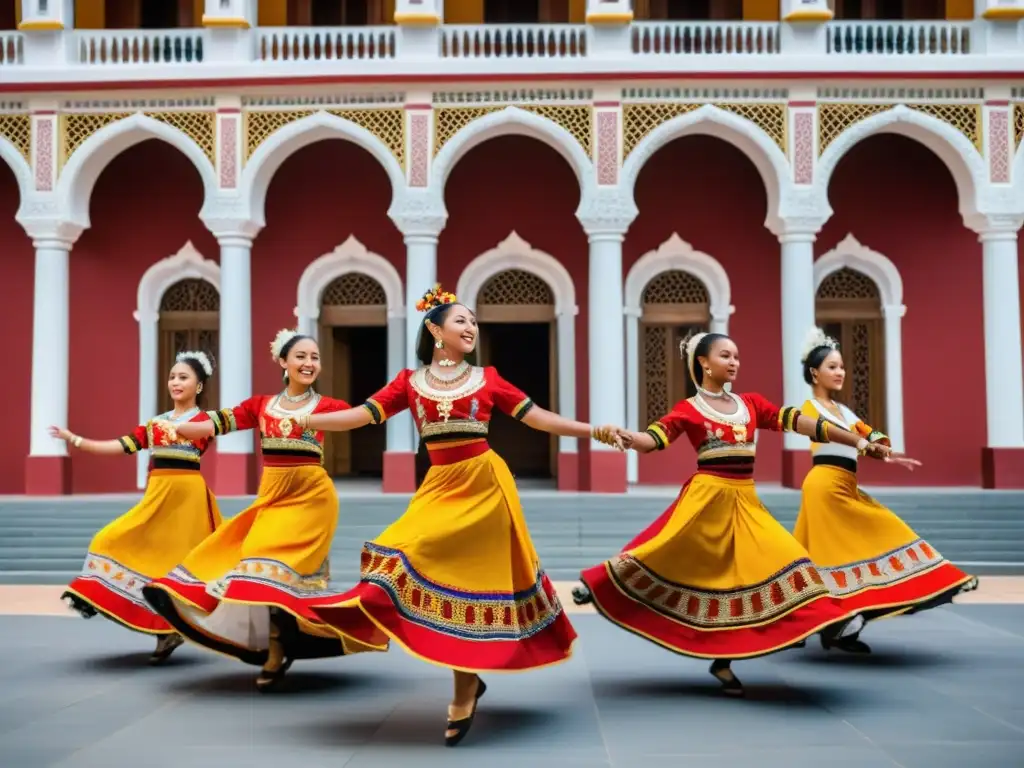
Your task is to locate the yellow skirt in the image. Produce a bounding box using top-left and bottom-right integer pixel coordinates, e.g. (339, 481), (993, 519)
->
(143, 463), (379, 666)
(795, 464), (976, 618)
(310, 439), (577, 672)
(581, 473), (856, 658)
(63, 469), (221, 634)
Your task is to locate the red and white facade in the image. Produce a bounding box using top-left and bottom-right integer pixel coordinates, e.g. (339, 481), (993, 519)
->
(3, 0), (1024, 495)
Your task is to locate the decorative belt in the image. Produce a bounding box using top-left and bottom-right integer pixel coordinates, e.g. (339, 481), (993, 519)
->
(696, 456), (755, 478)
(152, 458), (201, 471)
(427, 439), (490, 466)
(812, 455), (858, 473)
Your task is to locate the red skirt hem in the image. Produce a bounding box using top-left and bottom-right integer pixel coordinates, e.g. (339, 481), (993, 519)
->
(833, 561), (974, 617)
(64, 577), (172, 635)
(311, 578), (578, 673)
(580, 563), (856, 660)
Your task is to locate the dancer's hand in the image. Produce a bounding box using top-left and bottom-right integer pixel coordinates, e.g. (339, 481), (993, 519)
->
(864, 442), (891, 459)
(169, 420), (210, 442)
(884, 455), (922, 471)
(48, 426), (72, 442)
(592, 425), (625, 451)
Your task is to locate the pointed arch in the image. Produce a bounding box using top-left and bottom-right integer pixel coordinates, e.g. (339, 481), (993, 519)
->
(431, 106), (596, 200)
(294, 235), (405, 338)
(58, 113), (218, 229)
(817, 105), (984, 219)
(621, 104), (789, 226)
(624, 234), (736, 482)
(134, 242), (220, 489)
(457, 231), (579, 454)
(814, 233), (906, 452)
(0, 136), (32, 205)
(241, 111), (405, 227)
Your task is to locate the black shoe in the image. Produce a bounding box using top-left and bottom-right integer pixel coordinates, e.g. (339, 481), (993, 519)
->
(255, 657), (294, 693)
(149, 634), (184, 665)
(820, 634), (872, 654)
(709, 660), (744, 697)
(571, 585), (593, 606)
(445, 677), (488, 747)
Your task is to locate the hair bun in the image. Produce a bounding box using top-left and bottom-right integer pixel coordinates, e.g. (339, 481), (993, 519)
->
(270, 328), (300, 361)
(176, 350), (214, 377)
(415, 283), (457, 313)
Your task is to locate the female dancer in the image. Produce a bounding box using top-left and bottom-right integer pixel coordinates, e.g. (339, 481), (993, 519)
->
(143, 330), (380, 691)
(299, 285), (622, 746)
(56, 351), (221, 664)
(575, 332), (890, 696)
(793, 328), (977, 653)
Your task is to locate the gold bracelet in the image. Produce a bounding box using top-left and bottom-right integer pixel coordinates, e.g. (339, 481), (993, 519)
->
(821, 422), (830, 442)
(71, 435), (83, 449)
(298, 414), (310, 430)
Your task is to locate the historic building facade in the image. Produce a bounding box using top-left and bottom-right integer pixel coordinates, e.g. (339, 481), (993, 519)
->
(2, 0), (1024, 495)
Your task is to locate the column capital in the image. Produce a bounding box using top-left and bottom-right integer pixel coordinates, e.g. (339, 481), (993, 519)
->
(965, 213), (1024, 240)
(204, 218), (262, 243)
(767, 215), (827, 242)
(388, 193), (448, 238)
(576, 190), (638, 237)
(18, 218), (82, 248)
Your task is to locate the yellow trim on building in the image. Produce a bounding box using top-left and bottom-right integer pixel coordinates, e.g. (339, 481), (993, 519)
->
(445, 0), (483, 24)
(74, 0), (105, 29)
(782, 8), (834, 21)
(982, 6), (1024, 19)
(258, 0), (287, 26)
(17, 19), (65, 31)
(202, 16), (252, 28)
(394, 12), (442, 25)
(743, 0), (780, 21)
(585, 12), (635, 24)
(945, 0), (974, 19)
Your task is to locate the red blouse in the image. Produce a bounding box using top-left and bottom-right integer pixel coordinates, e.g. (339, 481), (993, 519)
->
(207, 393), (350, 466)
(645, 392), (800, 477)
(363, 365), (533, 441)
(119, 408), (213, 470)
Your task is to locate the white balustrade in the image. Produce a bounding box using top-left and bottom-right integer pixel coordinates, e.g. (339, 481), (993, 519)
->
(826, 21), (974, 54)
(72, 29), (207, 65)
(632, 21), (780, 55)
(257, 26), (397, 62)
(441, 24), (588, 58)
(0, 32), (24, 66)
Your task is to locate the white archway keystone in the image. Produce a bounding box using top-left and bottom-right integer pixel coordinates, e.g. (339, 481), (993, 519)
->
(817, 105), (985, 221)
(241, 110), (406, 228)
(58, 113), (218, 229)
(457, 231), (579, 454)
(623, 234), (735, 482)
(621, 104), (790, 228)
(814, 233), (906, 452)
(134, 242), (220, 488)
(431, 106), (596, 201)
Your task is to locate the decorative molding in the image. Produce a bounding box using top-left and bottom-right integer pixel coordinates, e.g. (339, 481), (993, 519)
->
(595, 110), (620, 186)
(988, 108), (1011, 184)
(218, 114), (239, 189)
(814, 233), (905, 452)
(792, 110), (814, 185)
(816, 105), (986, 220)
(408, 112), (430, 187)
(294, 236), (405, 337)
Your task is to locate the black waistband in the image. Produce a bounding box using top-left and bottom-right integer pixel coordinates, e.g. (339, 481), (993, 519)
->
(422, 433), (491, 444)
(152, 458), (201, 471)
(696, 456), (755, 477)
(813, 455), (858, 473)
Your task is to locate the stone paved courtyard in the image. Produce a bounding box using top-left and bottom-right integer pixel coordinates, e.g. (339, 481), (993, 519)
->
(2, 604), (1023, 768)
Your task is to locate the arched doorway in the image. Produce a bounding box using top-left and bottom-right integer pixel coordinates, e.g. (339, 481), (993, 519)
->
(476, 268), (557, 478)
(639, 270), (710, 430)
(157, 278), (220, 413)
(815, 266), (886, 429)
(317, 272), (388, 478)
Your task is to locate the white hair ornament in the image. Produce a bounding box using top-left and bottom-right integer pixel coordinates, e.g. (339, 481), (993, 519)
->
(270, 328), (300, 361)
(800, 327), (839, 363)
(176, 350), (213, 377)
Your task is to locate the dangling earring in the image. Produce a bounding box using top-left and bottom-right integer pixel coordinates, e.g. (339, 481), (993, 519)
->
(704, 368), (712, 376)
(434, 339), (443, 349)
(197, 384), (203, 394)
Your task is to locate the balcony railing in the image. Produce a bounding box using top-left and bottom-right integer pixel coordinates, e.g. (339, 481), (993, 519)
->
(0, 18), (1016, 80)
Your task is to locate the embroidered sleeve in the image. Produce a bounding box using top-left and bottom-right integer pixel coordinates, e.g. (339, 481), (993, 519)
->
(488, 367), (534, 420)
(745, 393), (800, 433)
(118, 424), (148, 454)
(189, 411), (213, 454)
(206, 396), (262, 436)
(364, 370), (411, 425)
(645, 401), (690, 451)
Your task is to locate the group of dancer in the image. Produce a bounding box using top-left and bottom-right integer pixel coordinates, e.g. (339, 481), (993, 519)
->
(54, 284), (977, 746)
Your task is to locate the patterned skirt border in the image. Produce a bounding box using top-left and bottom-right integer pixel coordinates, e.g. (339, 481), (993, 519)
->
(580, 560), (858, 660)
(63, 577), (173, 635)
(829, 560), (977, 620)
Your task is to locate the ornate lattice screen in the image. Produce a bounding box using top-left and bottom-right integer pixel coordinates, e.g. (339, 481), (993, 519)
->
(158, 279), (220, 414)
(321, 273), (387, 306)
(815, 267), (885, 429)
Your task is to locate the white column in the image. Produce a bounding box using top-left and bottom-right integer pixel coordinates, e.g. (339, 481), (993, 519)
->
(403, 234), (438, 446)
(28, 237), (73, 459)
(136, 311), (159, 488)
(385, 313), (411, 452)
(881, 304), (906, 453)
(625, 308), (640, 483)
(779, 233), (817, 450)
(217, 234), (254, 456)
(980, 229), (1024, 447)
(587, 233), (626, 444)
(555, 310), (577, 455)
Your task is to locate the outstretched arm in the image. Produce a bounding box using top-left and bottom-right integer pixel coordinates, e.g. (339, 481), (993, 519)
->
(303, 407), (374, 433)
(520, 407), (623, 449)
(49, 426), (142, 456)
(755, 396), (890, 459)
(620, 430), (658, 454)
(173, 420), (215, 441)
